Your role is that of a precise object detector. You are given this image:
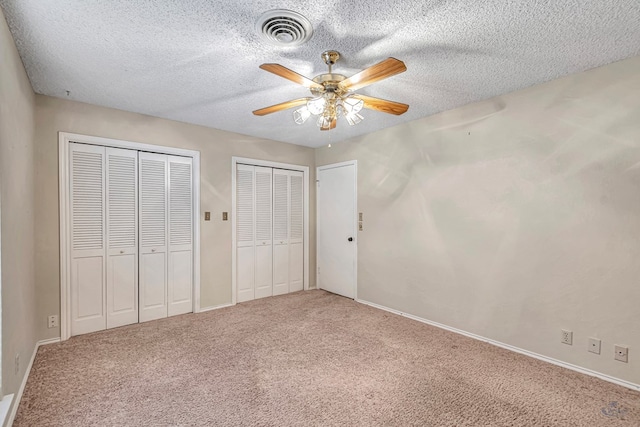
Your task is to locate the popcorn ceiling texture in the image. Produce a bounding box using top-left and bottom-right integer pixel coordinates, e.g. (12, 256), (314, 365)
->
(1, 0), (639, 148)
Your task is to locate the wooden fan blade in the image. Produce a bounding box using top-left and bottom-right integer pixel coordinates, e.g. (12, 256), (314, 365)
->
(259, 64), (324, 90)
(339, 58), (407, 92)
(351, 94), (409, 115)
(252, 98), (311, 116)
(320, 117), (337, 131)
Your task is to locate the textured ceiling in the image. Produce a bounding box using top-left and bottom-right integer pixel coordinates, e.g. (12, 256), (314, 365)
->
(1, 1), (639, 148)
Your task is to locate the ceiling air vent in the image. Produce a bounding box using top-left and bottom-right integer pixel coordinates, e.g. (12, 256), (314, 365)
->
(256, 10), (313, 46)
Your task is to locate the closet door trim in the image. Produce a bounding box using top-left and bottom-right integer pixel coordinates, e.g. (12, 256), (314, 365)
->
(59, 132), (201, 341)
(231, 157), (310, 305)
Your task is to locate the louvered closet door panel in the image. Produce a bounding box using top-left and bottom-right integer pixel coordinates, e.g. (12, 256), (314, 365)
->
(168, 155), (193, 316)
(272, 170), (289, 296)
(69, 143), (107, 336)
(105, 147), (139, 329)
(236, 164), (255, 302)
(139, 152), (168, 322)
(289, 171), (304, 292)
(254, 166), (273, 299)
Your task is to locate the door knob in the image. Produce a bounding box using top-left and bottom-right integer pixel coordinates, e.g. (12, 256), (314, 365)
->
(151, 249), (156, 252)
(120, 250), (124, 254)
(348, 237), (353, 242)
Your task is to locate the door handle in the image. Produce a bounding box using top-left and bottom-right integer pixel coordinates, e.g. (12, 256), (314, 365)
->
(151, 248), (156, 252)
(348, 237), (353, 242)
(120, 250), (124, 254)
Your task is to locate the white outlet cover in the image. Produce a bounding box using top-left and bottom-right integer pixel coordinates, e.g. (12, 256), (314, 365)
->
(614, 345), (629, 363)
(588, 338), (601, 354)
(561, 329), (573, 345)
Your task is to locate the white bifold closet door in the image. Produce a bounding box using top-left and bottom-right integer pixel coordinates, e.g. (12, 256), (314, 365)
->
(139, 152), (193, 322)
(236, 165), (302, 302)
(106, 147), (139, 329)
(273, 169), (304, 295)
(70, 143), (139, 336)
(236, 165), (273, 302)
(288, 171), (304, 292)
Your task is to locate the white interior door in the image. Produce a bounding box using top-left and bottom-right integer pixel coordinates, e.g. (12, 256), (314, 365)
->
(70, 143), (107, 335)
(139, 152), (168, 322)
(288, 171), (304, 292)
(317, 162), (357, 298)
(106, 147), (138, 329)
(168, 156), (193, 316)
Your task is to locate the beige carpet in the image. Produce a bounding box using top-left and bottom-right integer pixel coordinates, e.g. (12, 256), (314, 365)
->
(15, 290), (640, 426)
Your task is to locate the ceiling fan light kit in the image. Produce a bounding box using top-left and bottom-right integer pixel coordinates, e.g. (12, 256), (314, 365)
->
(253, 50), (409, 131)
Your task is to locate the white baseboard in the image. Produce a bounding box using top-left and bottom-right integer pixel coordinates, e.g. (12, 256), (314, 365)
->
(6, 338), (61, 426)
(198, 303), (234, 313)
(356, 298), (640, 392)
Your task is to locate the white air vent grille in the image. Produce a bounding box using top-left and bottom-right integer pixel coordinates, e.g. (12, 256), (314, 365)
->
(256, 10), (313, 46)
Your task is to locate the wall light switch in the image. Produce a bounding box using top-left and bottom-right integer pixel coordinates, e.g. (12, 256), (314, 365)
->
(222, 212), (228, 221)
(359, 212), (363, 221)
(204, 212), (211, 221)
(358, 222), (363, 231)
(588, 338), (601, 354)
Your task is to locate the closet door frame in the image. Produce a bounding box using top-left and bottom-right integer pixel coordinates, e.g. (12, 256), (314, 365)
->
(59, 132), (201, 341)
(231, 157), (310, 305)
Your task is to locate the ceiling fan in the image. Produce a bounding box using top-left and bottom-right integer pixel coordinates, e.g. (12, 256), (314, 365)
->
(253, 51), (409, 131)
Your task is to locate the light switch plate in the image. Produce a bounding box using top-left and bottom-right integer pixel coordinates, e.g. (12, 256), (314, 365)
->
(222, 212), (228, 221)
(204, 211), (211, 221)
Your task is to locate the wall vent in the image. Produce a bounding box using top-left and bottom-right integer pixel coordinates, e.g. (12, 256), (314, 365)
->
(256, 10), (313, 46)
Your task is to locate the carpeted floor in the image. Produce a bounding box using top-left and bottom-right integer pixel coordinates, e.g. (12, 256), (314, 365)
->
(15, 290), (640, 426)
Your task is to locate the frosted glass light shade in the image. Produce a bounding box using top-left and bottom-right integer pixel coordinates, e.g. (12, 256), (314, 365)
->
(343, 97), (364, 114)
(317, 115), (331, 128)
(293, 107), (311, 124)
(307, 97), (326, 115)
(345, 112), (363, 126)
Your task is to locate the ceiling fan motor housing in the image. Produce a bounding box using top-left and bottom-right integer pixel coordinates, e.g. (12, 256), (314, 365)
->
(311, 73), (347, 96)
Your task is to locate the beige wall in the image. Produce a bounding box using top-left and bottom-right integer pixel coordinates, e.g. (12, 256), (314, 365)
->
(316, 56), (640, 385)
(0, 8), (37, 396)
(35, 96), (316, 341)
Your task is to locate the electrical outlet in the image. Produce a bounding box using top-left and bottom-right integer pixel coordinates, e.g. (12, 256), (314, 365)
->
(588, 338), (601, 354)
(48, 315), (59, 328)
(614, 345), (629, 363)
(561, 329), (573, 345)
(14, 354), (20, 375)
